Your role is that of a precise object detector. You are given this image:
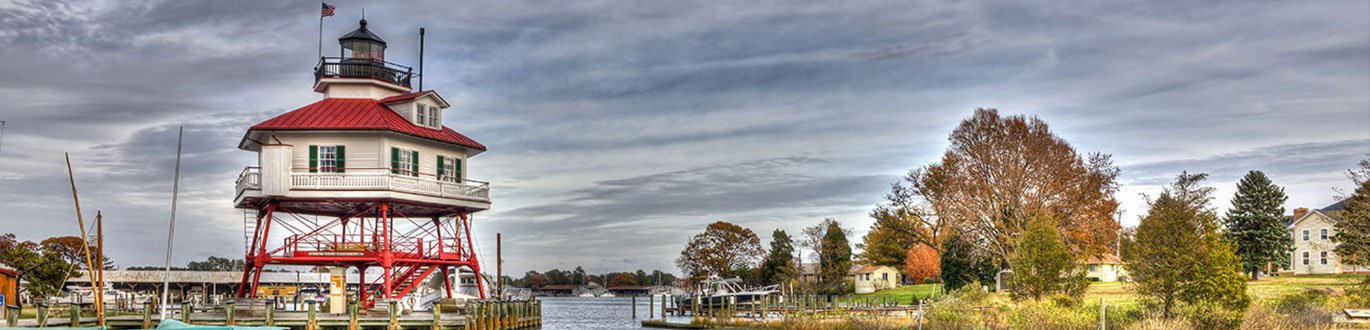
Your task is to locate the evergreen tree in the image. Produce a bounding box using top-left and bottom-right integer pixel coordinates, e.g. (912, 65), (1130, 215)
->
(760, 230), (798, 286)
(1334, 159), (1370, 268)
(818, 219), (853, 294)
(1008, 217), (1086, 300)
(1222, 170), (1292, 280)
(1123, 172), (1245, 319)
(940, 232), (997, 291)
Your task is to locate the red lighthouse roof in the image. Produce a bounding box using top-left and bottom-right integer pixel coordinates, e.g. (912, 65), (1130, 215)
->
(245, 98), (486, 150)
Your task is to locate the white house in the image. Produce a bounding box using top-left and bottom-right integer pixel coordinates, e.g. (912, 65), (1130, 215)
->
(1286, 200), (1367, 275)
(851, 265), (901, 294)
(1082, 255), (1127, 282)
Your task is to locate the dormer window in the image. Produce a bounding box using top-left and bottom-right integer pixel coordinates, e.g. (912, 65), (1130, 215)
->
(412, 103), (440, 129)
(417, 105), (427, 126)
(429, 107), (439, 127)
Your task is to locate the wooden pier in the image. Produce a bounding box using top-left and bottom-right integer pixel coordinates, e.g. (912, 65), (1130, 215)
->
(660, 294), (920, 319)
(3, 299), (540, 330)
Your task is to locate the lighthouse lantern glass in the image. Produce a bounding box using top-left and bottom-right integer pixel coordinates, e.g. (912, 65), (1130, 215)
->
(342, 40), (385, 62)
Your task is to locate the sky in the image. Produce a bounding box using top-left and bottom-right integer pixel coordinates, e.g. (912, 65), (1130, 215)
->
(0, 0), (1367, 277)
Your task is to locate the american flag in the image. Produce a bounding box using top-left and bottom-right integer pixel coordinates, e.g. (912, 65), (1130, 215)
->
(321, 2), (335, 17)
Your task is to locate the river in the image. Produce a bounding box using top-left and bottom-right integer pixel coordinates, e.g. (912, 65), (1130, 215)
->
(536, 296), (694, 330)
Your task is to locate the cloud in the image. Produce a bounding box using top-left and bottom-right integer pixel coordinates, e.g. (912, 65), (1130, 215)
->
(0, 0), (1366, 276)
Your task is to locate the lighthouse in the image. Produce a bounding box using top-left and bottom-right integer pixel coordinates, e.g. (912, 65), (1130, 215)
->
(233, 19), (491, 307)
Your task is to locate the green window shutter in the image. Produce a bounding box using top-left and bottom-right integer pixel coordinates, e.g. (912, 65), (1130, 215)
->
(453, 158), (462, 183)
(391, 147), (400, 174)
(335, 145), (345, 173)
(309, 145), (318, 173)
(411, 150), (419, 177)
(436, 155), (445, 179)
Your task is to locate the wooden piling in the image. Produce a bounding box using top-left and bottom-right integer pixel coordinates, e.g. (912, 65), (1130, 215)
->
(264, 301), (275, 326)
(431, 302), (442, 330)
(631, 295), (637, 319)
(387, 301), (398, 330)
(181, 301), (191, 324)
(226, 300), (235, 325)
(307, 300), (317, 330)
(6, 305), (17, 327)
(38, 303), (51, 328)
(70, 303), (82, 327)
(348, 299), (359, 330)
(649, 294), (654, 319)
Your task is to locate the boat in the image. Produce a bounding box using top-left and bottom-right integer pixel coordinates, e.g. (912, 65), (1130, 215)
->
(674, 277), (777, 310)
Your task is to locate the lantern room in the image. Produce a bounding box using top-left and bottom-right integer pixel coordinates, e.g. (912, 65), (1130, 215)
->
(339, 19), (386, 62)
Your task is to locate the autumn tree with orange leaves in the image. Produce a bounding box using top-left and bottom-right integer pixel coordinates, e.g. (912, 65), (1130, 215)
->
(901, 108), (1120, 260)
(676, 221), (766, 285)
(903, 244), (940, 283)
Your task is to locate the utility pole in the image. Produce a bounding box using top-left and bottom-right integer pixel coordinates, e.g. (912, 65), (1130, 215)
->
(501, 231), (506, 298)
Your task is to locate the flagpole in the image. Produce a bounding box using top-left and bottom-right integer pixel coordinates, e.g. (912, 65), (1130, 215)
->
(318, 6), (324, 61)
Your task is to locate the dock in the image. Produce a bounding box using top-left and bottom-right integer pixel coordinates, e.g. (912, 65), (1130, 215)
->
(4, 299), (541, 330)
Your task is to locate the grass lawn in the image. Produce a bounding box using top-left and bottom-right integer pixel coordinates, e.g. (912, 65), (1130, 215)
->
(854, 274), (1368, 307)
(1082, 274), (1369, 307)
(858, 283), (940, 304)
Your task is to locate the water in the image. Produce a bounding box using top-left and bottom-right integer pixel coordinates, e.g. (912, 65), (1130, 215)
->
(537, 296), (695, 330)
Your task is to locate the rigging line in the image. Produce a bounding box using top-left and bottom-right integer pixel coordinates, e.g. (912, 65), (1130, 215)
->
(0, 120), (6, 153)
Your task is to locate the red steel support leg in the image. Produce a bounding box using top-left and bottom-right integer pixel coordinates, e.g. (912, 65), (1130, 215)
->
(358, 266), (368, 308)
(441, 267), (453, 299)
(460, 213), (487, 299)
(237, 208), (269, 297)
(381, 203), (393, 299)
(248, 202), (278, 298)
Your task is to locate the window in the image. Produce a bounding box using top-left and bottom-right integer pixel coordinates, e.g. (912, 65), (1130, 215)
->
(391, 147), (418, 176)
(429, 107), (439, 127)
(882, 273), (888, 281)
(1322, 228), (1329, 240)
(416, 104), (426, 126)
(1321, 251), (1328, 265)
(1303, 230), (1310, 241)
(1089, 265), (1097, 272)
(437, 155), (461, 182)
(309, 145), (345, 173)
(1303, 251), (1310, 265)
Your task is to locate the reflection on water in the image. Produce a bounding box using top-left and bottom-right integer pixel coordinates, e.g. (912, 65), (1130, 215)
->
(537, 296), (694, 330)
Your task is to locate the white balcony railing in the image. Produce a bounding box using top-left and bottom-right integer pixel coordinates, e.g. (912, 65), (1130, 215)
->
(236, 167), (490, 202)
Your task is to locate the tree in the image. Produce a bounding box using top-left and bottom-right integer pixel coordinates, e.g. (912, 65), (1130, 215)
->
(1222, 170), (1293, 280)
(1008, 217), (1085, 300)
(545, 269), (569, 285)
(760, 230), (798, 285)
(856, 222), (912, 269)
(799, 219), (850, 263)
(908, 108), (1121, 260)
(572, 266), (587, 285)
(0, 237), (77, 302)
(903, 243), (939, 284)
(522, 271), (549, 289)
(818, 219), (853, 294)
(1181, 238), (1250, 311)
(39, 236), (90, 268)
(676, 221), (765, 284)
(187, 256), (245, 271)
(868, 170), (954, 253)
(939, 232), (998, 291)
(609, 273), (638, 287)
(1123, 172), (1242, 318)
(1334, 158), (1370, 268)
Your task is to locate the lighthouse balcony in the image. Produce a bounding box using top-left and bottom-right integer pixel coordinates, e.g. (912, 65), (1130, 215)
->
(315, 57), (416, 88)
(235, 166), (490, 211)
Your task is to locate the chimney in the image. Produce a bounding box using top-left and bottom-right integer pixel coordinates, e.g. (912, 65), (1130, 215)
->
(1294, 207), (1310, 221)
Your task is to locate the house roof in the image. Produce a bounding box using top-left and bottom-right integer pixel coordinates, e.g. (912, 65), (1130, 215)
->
(378, 90), (450, 108)
(246, 98), (486, 150)
(852, 265), (885, 274)
(1321, 199), (1348, 216)
(0, 263), (17, 276)
(537, 285), (578, 291)
(1083, 255), (1120, 264)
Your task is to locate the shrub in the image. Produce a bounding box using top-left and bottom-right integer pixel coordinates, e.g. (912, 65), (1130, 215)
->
(1005, 300), (1093, 330)
(924, 277), (940, 284)
(1050, 294), (1080, 308)
(1182, 303), (1244, 330)
(948, 280), (990, 304)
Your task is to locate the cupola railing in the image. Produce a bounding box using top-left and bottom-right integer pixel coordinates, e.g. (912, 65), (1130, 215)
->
(314, 57), (417, 88)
